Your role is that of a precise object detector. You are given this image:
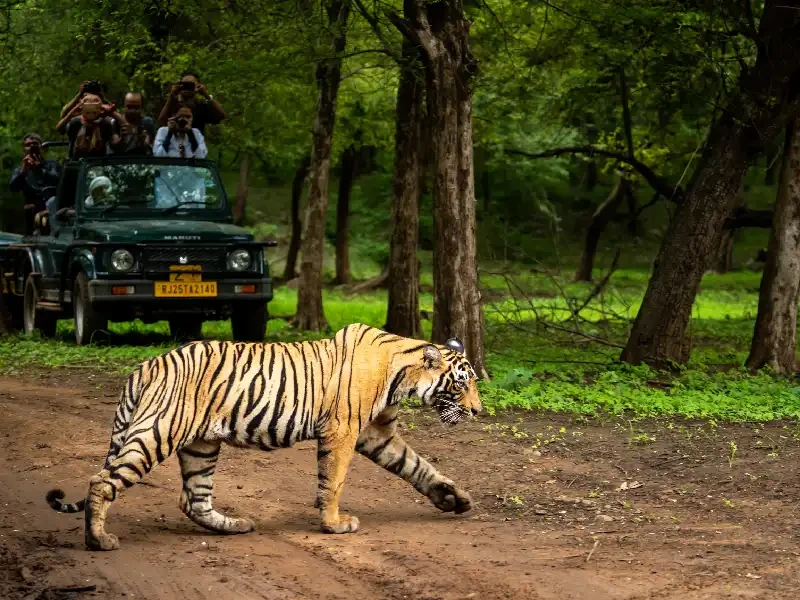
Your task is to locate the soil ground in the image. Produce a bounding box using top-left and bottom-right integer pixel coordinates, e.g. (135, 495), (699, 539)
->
(1, 368), (798, 600)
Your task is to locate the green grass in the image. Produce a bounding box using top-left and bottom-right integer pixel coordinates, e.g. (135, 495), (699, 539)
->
(2, 265), (797, 423)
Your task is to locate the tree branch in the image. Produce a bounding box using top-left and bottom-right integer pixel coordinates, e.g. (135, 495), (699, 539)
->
(353, 0), (403, 64)
(505, 146), (684, 202)
(724, 208), (773, 229)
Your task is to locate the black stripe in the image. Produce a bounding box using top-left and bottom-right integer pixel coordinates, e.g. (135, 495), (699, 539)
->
(387, 446), (408, 474)
(266, 352), (288, 447)
(282, 350), (300, 447)
(180, 445), (220, 459)
(400, 343), (428, 354)
(366, 435), (395, 461)
(386, 367), (409, 405)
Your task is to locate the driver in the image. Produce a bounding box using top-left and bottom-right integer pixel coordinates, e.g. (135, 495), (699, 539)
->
(84, 175), (114, 208)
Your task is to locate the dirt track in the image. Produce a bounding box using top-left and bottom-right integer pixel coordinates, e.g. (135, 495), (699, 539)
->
(1, 369), (799, 599)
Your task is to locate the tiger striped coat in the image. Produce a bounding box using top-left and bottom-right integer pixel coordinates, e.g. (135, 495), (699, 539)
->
(46, 323), (481, 551)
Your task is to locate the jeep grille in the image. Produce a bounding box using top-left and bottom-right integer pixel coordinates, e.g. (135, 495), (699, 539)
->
(142, 247), (225, 273)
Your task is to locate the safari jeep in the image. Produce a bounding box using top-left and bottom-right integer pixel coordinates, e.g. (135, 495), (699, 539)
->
(2, 155), (274, 345)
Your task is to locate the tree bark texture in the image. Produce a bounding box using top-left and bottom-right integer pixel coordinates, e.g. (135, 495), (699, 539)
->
(393, 0), (488, 377)
(386, 40), (424, 338)
(284, 155), (311, 281)
(294, 0), (351, 331)
(574, 177), (630, 282)
(746, 117), (800, 375)
(620, 2), (800, 367)
(334, 145), (357, 285)
(233, 153), (249, 226)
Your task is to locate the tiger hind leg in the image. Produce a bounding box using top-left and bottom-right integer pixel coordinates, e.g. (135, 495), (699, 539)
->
(178, 440), (254, 534)
(85, 429), (167, 551)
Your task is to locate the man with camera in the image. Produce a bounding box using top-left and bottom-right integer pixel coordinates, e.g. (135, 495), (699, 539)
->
(156, 70), (226, 135)
(153, 107), (208, 158)
(8, 133), (61, 235)
(118, 92), (155, 155)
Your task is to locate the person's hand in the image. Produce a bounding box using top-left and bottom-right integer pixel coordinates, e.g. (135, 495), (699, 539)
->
(170, 83), (182, 98)
(23, 203), (36, 212)
(167, 117), (178, 132)
(196, 83), (209, 98)
(79, 80), (88, 95)
(119, 118), (131, 136)
(21, 154), (39, 173)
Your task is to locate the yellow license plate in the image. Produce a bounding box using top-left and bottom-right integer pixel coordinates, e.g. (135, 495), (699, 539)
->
(154, 281), (217, 297)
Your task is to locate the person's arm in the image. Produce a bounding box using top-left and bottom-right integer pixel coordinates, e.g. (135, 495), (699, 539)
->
(192, 129), (208, 158)
(8, 165), (26, 193)
(152, 127), (169, 157)
(196, 84), (226, 123)
(57, 104), (82, 135)
(60, 81), (86, 118)
(156, 84), (181, 127)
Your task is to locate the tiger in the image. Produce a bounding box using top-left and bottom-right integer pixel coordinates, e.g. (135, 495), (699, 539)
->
(45, 323), (481, 551)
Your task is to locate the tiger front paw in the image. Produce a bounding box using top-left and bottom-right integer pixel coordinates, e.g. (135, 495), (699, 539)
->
(429, 480), (473, 514)
(321, 514), (360, 534)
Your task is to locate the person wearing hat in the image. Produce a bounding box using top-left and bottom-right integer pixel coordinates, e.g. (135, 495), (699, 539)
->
(84, 175), (114, 208)
(8, 133), (61, 235)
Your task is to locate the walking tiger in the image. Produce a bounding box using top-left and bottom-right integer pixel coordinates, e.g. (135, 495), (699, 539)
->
(45, 323), (481, 550)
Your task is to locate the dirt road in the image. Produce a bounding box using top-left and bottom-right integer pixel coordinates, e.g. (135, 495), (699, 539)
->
(1, 369), (798, 599)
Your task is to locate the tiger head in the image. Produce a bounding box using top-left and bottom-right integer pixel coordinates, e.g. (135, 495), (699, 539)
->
(416, 338), (481, 425)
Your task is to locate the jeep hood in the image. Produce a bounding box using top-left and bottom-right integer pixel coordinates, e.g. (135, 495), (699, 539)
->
(75, 220), (254, 243)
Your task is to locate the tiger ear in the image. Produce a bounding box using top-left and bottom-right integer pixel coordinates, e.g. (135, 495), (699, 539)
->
(444, 337), (465, 354)
(423, 344), (442, 369)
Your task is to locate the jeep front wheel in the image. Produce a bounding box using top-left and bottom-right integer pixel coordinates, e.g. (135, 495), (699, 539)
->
(73, 272), (108, 345)
(23, 275), (57, 338)
(231, 301), (268, 342)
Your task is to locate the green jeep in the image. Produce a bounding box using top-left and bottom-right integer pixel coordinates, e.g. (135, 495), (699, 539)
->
(1, 154), (275, 345)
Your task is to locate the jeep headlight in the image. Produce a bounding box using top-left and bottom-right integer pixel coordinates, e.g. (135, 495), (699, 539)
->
(227, 248), (251, 272)
(110, 249), (135, 272)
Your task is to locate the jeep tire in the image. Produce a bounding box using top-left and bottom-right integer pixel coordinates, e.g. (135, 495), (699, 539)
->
(73, 272), (108, 346)
(23, 275), (57, 338)
(231, 301), (268, 342)
(169, 317), (204, 343)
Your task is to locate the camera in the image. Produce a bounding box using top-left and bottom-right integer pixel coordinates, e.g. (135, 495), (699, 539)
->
(81, 102), (101, 117)
(84, 80), (103, 95)
(176, 117), (189, 129)
(181, 81), (196, 92)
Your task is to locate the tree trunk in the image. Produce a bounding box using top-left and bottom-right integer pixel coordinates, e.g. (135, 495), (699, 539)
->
(284, 155), (311, 281)
(233, 153), (249, 226)
(746, 118), (800, 375)
(386, 40), (423, 338)
(574, 178), (629, 282)
(334, 145), (357, 285)
(713, 230), (735, 274)
(394, 0), (487, 377)
(294, 0), (351, 331)
(621, 3), (800, 367)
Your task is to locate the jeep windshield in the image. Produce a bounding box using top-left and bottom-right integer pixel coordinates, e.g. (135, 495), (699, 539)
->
(79, 161), (224, 216)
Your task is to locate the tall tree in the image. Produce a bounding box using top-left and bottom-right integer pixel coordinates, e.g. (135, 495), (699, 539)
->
(334, 144), (358, 285)
(284, 155), (311, 281)
(391, 0), (488, 377)
(294, 0), (352, 330)
(386, 41), (424, 338)
(621, 2), (800, 367)
(746, 117), (800, 375)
